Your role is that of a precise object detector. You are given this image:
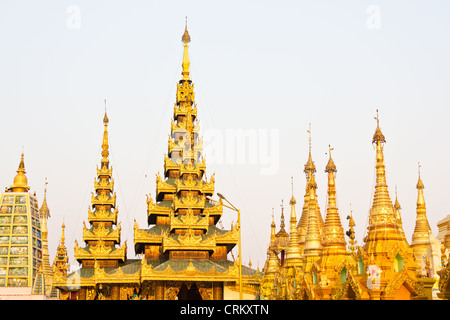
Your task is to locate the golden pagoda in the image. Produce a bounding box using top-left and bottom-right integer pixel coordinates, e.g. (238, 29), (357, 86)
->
(54, 22), (260, 300)
(285, 180), (302, 270)
(411, 165), (432, 262)
(297, 125), (324, 259)
(302, 173), (323, 273)
(315, 146), (353, 299)
(133, 22), (260, 300)
(260, 212), (281, 299)
(333, 111), (437, 300)
(352, 111), (420, 299)
(260, 204), (293, 300)
(53, 222), (69, 276)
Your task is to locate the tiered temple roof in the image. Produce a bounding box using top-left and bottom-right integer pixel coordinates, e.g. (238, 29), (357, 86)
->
(133, 23), (247, 290)
(73, 111), (127, 268)
(53, 23), (260, 300)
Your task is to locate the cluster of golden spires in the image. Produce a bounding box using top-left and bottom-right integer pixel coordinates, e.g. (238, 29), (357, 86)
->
(2, 21), (450, 300)
(260, 112), (447, 300)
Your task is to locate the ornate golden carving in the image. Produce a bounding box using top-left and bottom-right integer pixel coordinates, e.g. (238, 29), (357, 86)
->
(384, 268), (417, 297)
(147, 193), (172, 216)
(133, 220), (163, 245)
(82, 221), (121, 243)
(164, 281), (181, 300)
(173, 191), (206, 210)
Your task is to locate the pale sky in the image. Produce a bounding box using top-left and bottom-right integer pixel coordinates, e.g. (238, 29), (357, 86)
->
(0, 1), (449, 271)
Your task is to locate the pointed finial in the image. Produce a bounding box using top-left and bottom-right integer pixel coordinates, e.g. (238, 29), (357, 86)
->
(307, 123), (312, 153)
(39, 178), (50, 219)
(18, 152), (25, 171)
(325, 144), (337, 173)
(280, 199), (285, 230)
(346, 203), (356, 229)
(103, 99), (109, 125)
(182, 17), (191, 44)
(271, 207), (275, 228)
(290, 177), (296, 205)
(394, 185), (401, 209)
(417, 162), (425, 190)
(181, 19), (191, 80)
(101, 104), (110, 162)
(304, 123), (316, 174)
(372, 109), (386, 144)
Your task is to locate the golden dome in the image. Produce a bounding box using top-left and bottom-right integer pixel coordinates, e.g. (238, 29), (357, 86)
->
(10, 153), (30, 192)
(13, 172), (28, 186)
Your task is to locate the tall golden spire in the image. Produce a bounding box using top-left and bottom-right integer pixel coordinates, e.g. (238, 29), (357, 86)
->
(320, 147), (349, 283)
(322, 146), (347, 252)
(270, 208), (276, 243)
(304, 123), (316, 176)
(411, 162), (432, 261)
(53, 222), (69, 276)
(10, 153), (30, 192)
(363, 110), (411, 266)
(39, 178), (54, 296)
(181, 17), (191, 81)
(61, 222), (66, 246)
(371, 109), (391, 208)
(298, 124), (324, 253)
(39, 178), (50, 220)
(276, 200), (288, 237)
(74, 111), (126, 268)
(285, 177), (302, 267)
(303, 173), (322, 271)
(394, 185), (403, 228)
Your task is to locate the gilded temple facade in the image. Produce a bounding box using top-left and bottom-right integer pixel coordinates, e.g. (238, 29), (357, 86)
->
(260, 115), (443, 300)
(53, 24), (261, 300)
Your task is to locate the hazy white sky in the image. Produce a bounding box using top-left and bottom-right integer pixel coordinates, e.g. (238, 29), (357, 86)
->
(0, 1), (449, 271)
